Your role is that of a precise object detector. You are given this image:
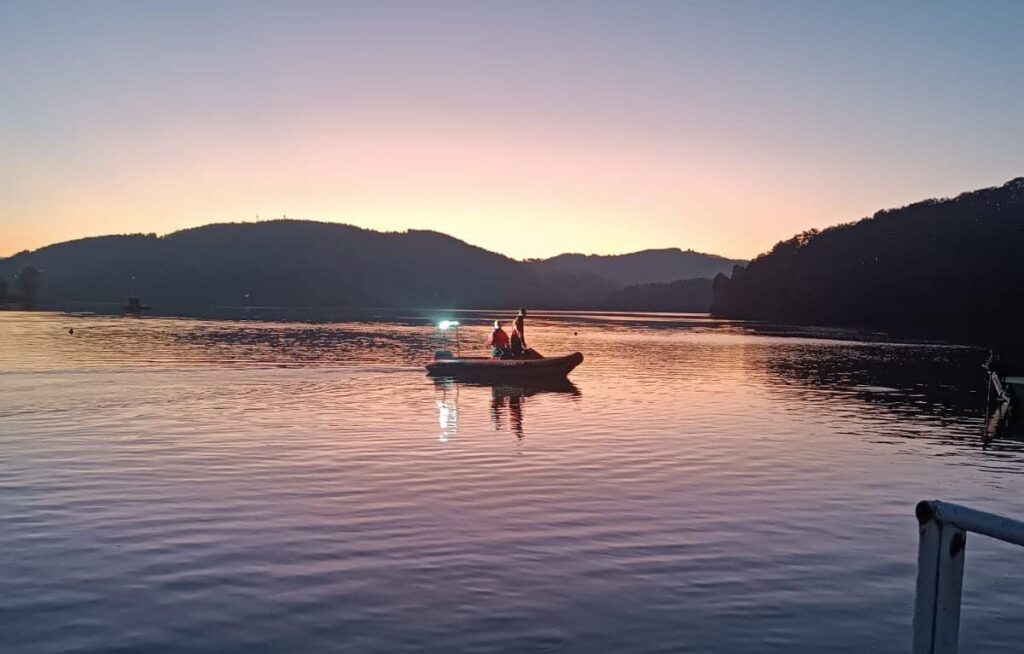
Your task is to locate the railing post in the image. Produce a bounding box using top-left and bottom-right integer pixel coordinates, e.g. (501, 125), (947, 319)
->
(933, 527), (966, 652)
(912, 501), (967, 654)
(913, 502), (940, 654)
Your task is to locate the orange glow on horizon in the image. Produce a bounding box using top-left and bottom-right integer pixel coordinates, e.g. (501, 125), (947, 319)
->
(4, 3), (1023, 261)
(1, 121), (971, 262)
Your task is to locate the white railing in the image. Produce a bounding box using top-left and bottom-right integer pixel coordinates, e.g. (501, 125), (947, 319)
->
(912, 500), (1024, 654)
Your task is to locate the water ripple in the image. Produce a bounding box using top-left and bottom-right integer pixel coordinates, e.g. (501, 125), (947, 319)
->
(1, 311), (1022, 653)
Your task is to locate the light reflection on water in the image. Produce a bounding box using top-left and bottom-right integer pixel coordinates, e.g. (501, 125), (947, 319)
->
(1, 311), (1022, 653)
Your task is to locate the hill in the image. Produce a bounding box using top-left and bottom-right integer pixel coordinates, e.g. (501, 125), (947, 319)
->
(528, 248), (744, 286)
(0, 221), (724, 312)
(711, 177), (1024, 346)
(599, 278), (713, 313)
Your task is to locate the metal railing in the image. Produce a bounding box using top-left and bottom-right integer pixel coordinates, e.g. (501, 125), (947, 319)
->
(913, 500), (1024, 654)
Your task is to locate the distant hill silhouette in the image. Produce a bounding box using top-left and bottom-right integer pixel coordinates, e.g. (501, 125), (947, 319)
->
(0, 221), (730, 313)
(598, 278), (713, 313)
(712, 177), (1024, 346)
(528, 248), (744, 286)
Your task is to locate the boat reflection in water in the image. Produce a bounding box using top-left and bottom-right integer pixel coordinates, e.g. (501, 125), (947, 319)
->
(432, 377), (581, 441)
(490, 379), (581, 440)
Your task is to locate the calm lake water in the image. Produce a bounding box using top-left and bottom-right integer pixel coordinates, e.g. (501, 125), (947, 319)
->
(2, 311), (1022, 653)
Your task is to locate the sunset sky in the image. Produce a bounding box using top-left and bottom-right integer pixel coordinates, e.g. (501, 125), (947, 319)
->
(2, 0), (1023, 260)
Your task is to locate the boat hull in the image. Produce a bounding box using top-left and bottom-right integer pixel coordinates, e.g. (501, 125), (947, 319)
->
(425, 352), (584, 380)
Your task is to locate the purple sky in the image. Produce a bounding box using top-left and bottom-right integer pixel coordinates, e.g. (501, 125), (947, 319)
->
(2, 0), (1022, 259)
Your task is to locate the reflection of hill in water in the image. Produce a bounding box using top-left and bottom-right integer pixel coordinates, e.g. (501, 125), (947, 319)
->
(758, 342), (985, 418)
(753, 342), (997, 438)
(744, 341), (1024, 454)
(172, 324), (438, 366)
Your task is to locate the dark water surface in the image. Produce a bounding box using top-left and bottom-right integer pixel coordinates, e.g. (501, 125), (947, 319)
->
(2, 311), (1022, 653)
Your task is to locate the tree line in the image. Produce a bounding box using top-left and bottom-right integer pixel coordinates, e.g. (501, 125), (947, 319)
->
(712, 177), (1024, 352)
(0, 221), (727, 313)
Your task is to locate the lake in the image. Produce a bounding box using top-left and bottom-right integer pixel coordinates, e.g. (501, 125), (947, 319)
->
(2, 310), (1022, 653)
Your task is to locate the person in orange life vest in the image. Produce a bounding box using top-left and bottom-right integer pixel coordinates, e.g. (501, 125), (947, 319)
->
(487, 320), (511, 358)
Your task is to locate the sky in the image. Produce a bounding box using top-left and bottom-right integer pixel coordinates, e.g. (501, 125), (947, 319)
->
(2, 0), (1023, 260)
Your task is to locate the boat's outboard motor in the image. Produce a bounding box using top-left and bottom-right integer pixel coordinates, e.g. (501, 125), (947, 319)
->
(434, 350), (454, 360)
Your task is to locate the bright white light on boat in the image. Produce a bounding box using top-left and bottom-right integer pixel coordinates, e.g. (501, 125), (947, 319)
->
(438, 320), (460, 330)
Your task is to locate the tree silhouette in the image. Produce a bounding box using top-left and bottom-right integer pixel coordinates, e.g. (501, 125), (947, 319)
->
(0, 221), (734, 312)
(17, 267), (42, 309)
(712, 177), (1024, 350)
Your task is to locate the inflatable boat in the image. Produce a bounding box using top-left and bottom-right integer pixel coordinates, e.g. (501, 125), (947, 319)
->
(426, 351), (584, 380)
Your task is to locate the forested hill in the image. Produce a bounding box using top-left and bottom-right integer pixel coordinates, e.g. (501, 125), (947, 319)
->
(528, 249), (744, 286)
(711, 177), (1024, 344)
(0, 220), (728, 312)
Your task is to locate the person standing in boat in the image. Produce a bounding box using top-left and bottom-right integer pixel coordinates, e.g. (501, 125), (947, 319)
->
(509, 328), (525, 359)
(487, 320), (511, 358)
(512, 309), (527, 347)
(510, 308), (536, 359)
